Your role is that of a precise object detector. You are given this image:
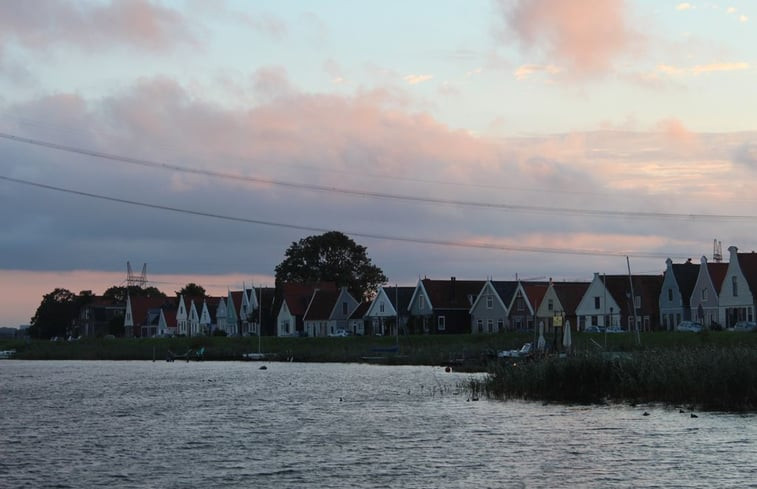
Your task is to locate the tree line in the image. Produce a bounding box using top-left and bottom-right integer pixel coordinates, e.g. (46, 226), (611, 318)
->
(28, 232), (386, 338)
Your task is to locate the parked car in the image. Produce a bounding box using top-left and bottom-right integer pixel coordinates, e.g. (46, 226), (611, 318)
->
(606, 326), (625, 333)
(676, 321), (703, 332)
(328, 329), (350, 337)
(584, 326), (604, 333)
(733, 321), (757, 332)
(498, 342), (532, 358)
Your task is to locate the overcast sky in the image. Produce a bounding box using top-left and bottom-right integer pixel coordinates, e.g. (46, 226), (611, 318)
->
(1, 0), (756, 327)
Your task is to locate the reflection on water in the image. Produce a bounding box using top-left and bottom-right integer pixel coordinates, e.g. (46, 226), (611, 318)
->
(1, 361), (755, 488)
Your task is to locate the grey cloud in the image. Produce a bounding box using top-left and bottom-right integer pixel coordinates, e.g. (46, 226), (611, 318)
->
(3, 79), (757, 287)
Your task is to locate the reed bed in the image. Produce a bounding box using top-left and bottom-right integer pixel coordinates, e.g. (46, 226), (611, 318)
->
(476, 347), (757, 411)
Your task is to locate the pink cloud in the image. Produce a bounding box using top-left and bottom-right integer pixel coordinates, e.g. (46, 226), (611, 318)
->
(0, 0), (195, 54)
(498, 0), (641, 78)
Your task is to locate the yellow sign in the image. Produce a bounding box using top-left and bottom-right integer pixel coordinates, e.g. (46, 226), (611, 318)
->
(553, 315), (563, 327)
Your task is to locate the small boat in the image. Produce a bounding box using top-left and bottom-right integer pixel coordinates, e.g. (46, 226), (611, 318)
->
(0, 349), (17, 359)
(242, 352), (266, 361)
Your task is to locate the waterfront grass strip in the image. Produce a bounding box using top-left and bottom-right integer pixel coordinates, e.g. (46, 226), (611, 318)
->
(478, 347), (757, 411)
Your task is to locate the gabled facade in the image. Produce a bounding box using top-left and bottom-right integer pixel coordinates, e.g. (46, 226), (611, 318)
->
(659, 258), (700, 330)
(535, 281), (590, 334)
(124, 295), (169, 338)
(407, 277), (484, 334)
(690, 256), (728, 328)
(176, 295), (189, 336)
(576, 274), (622, 331)
(303, 287), (358, 337)
(188, 299), (201, 336)
(469, 280), (516, 334)
(348, 301), (371, 336)
(364, 286), (415, 336)
(276, 283), (337, 336)
(576, 273), (663, 332)
(719, 246), (757, 327)
(508, 282), (548, 331)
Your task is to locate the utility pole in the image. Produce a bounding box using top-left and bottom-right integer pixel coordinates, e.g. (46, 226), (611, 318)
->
(627, 256), (641, 346)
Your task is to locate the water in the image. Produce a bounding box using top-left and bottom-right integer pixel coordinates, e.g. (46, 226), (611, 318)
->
(1, 361), (756, 488)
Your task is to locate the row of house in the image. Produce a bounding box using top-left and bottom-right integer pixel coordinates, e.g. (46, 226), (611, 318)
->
(74, 245), (757, 338)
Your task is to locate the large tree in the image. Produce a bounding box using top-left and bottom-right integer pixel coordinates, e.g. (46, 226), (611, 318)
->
(103, 285), (165, 302)
(176, 283), (206, 298)
(275, 231), (387, 300)
(29, 288), (84, 339)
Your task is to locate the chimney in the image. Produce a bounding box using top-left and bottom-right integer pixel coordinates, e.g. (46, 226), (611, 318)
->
(728, 245), (738, 263)
(450, 276), (456, 301)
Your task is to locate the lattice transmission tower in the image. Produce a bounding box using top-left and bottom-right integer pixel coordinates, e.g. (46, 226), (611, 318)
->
(126, 261), (148, 288)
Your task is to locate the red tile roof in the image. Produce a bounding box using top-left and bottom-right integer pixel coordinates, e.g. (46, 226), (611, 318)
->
(552, 282), (590, 315)
(707, 262), (728, 293)
(282, 282), (337, 316)
(738, 252), (757, 295)
(523, 283), (549, 311)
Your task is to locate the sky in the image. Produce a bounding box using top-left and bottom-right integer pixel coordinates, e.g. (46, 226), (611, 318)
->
(1, 0), (756, 327)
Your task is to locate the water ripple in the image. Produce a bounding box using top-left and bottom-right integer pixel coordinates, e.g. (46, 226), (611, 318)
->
(1, 361), (756, 488)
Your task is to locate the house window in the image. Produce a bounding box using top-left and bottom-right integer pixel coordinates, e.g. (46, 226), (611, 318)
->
(668, 288), (673, 301)
(591, 316), (598, 326)
(342, 302), (348, 315)
(487, 319), (493, 333)
(517, 298), (524, 311)
(486, 295), (493, 309)
(437, 316), (446, 331)
(634, 296), (641, 309)
(702, 288), (708, 301)
(548, 299), (553, 311)
(732, 276), (738, 297)
(497, 319), (504, 331)
(477, 319), (483, 332)
(419, 295), (426, 311)
(282, 320), (290, 334)
(594, 296), (600, 309)
(379, 301), (385, 313)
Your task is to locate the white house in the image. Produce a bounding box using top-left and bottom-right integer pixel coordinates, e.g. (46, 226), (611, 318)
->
(575, 273), (622, 331)
(689, 256), (728, 328)
(718, 246), (757, 327)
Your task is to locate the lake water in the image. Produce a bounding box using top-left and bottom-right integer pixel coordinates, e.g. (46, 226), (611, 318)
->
(1, 361), (755, 488)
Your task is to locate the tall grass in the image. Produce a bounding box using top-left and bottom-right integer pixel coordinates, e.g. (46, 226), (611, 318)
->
(476, 347), (757, 411)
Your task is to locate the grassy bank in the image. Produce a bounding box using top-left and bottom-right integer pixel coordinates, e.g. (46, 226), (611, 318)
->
(0, 332), (531, 368)
(475, 346), (757, 411)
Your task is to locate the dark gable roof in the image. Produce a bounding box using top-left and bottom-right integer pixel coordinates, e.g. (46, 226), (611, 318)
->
(671, 260), (699, 307)
(737, 252), (757, 295)
(349, 301), (371, 320)
(552, 282), (590, 315)
(304, 289), (340, 321)
(382, 286), (415, 312)
(229, 291), (244, 312)
(491, 281), (519, 306)
(707, 262), (728, 293)
(162, 305), (177, 327)
(422, 278), (485, 310)
(602, 275), (663, 316)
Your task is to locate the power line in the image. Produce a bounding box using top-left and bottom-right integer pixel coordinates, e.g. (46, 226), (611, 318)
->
(0, 174), (691, 260)
(0, 119), (623, 197)
(1, 131), (754, 222)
